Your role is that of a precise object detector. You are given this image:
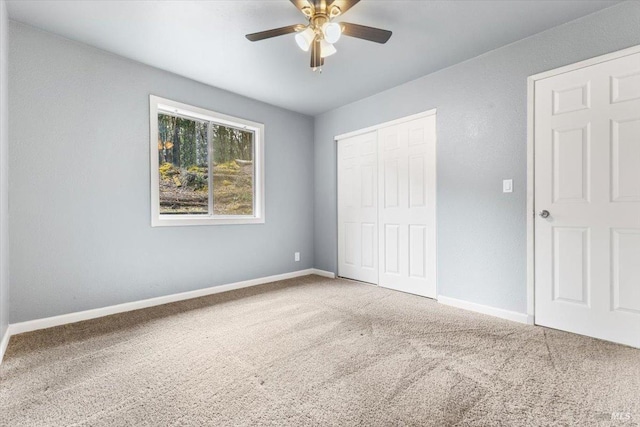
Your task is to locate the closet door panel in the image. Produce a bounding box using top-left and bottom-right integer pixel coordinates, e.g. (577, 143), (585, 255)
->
(378, 116), (437, 298)
(338, 132), (378, 284)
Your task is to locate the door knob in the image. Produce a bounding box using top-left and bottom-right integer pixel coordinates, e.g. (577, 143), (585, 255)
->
(539, 210), (550, 218)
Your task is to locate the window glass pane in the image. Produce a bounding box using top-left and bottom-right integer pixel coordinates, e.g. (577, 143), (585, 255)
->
(212, 124), (254, 216)
(158, 113), (209, 215)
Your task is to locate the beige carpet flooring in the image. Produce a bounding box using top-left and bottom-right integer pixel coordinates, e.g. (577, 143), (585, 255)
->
(1, 275), (639, 426)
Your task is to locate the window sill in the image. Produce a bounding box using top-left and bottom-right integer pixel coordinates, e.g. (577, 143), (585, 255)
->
(151, 215), (265, 227)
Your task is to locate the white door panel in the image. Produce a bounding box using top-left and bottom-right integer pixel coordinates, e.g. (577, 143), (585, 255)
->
(338, 132), (378, 284)
(378, 116), (437, 298)
(535, 51), (640, 348)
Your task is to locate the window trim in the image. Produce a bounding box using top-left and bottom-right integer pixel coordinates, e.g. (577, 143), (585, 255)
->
(149, 95), (265, 227)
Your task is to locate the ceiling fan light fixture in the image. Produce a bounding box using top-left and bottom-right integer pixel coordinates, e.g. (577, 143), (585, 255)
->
(320, 40), (337, 58)
(246, 0), (392, 70)
(322, 22), (342, 44)
(295, 26), (315, 51)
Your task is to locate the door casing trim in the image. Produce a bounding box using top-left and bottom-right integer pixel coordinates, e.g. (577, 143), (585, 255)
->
(334, 109), (437, 142)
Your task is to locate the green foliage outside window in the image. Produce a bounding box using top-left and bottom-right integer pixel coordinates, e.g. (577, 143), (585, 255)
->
(157, 113), (254, 216)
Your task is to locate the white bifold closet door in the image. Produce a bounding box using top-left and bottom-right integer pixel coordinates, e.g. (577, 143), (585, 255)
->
(337, 131), (379, 284)
(378, 116), (437, 298)
(337, 114), (436, 299)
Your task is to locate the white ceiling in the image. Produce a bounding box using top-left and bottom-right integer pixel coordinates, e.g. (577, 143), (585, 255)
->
(7, 0), (620, 115)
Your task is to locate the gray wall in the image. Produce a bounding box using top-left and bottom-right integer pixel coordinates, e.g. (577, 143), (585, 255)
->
(9, 22), (315, 323)
(0, 0), (8, 340)
(314, 1), (640, 314)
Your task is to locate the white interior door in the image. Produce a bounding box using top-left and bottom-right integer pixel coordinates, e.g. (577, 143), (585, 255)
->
(337, 131), (378, 284)
(378, 116), (437, 298)
(534, 51), (640, 348)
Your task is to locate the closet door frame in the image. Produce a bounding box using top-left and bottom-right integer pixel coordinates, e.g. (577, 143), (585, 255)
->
(335, 109), (437, 295)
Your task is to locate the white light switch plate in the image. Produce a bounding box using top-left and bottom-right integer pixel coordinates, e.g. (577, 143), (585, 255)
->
(503, 179), (513, 193)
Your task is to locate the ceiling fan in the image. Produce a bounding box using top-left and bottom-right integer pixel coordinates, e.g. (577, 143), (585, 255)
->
(245, 0), (392, 71)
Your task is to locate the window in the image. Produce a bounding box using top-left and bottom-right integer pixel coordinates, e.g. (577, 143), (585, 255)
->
(150, 96), (264, 226)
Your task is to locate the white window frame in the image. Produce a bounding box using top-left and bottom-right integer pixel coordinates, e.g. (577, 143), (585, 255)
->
(149, 95), (265, 227)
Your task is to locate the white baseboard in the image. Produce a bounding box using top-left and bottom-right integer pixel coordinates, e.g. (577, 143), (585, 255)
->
(0, 327), (10, 365)
(7, 268), (323, 337)
(310, 268), (336, 279)
(437, 295), (534, 325)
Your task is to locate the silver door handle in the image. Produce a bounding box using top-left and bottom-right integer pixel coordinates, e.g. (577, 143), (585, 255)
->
(539, 210), (550, 218)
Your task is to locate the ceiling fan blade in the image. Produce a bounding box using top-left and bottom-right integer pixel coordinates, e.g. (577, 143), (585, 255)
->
(340, 22), (392, 44)
(327, 0), (360, 15)
(245, 24), (303, 42)
(290, 0), (315, 16)
(310, 38), (322, 68)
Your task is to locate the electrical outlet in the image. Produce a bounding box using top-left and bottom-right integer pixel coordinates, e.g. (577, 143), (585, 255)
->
(294, 252), (300, 262)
